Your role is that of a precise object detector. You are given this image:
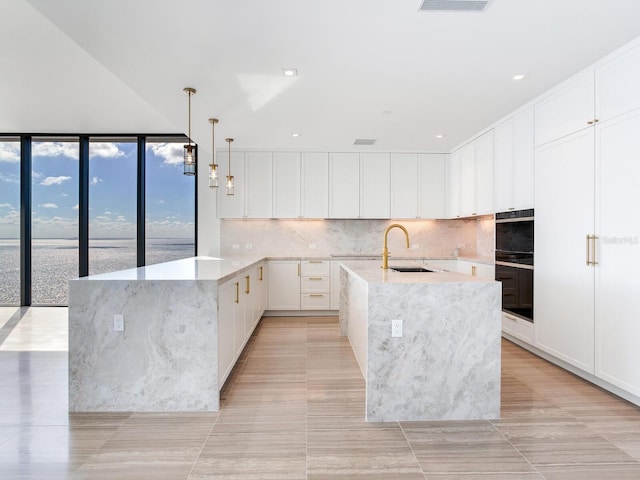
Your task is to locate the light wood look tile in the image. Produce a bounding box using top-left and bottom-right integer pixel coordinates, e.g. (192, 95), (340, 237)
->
(2, 308), (640, 479)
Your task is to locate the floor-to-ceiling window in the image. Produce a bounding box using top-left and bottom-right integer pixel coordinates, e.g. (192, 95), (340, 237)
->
(145, 141), (196, 265)
(88, 140), (137, 275)
(0, 138), (20, 305)
(31, 139), (79, 305)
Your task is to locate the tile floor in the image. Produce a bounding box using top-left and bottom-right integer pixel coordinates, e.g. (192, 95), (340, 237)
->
(0, 307), (639, 479)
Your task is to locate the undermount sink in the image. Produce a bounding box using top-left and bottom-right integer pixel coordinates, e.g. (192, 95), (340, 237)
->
(390, 266), (433, 273)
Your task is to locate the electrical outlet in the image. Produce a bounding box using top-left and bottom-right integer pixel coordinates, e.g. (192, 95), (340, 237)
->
(391, 319), (403, 338)
(411, 243), (420, 250)
(245, 244), (253, 250)
(113, 314), (124, 332)
(232, 244), (240, 250)
(309, 244), (318, 250)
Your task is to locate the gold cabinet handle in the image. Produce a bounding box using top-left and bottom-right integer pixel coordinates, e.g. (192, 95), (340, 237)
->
(471, 265), (477, 277)
(310, 294), (324, 297)
(259, 265), (263, 281)
(245, 275), (250, 295)
(297, 263), (301, 276)
(234, 282), (239, 304)
(586, 234), (592, 265)
(591, 235), (599, 266)
(309, 277), (323, 281)
(309, 260), (322, 264)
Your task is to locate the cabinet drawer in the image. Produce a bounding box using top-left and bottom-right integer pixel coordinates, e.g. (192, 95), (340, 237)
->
(502, 312), (534, 344)
(301, 260), (331, 276)
(301, 293), (331, 310)
(301, 276), (330, 293)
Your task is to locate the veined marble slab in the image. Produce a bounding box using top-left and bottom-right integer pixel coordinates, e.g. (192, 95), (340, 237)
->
(339, 261), (501, 422)
(68, 257), (262, 412)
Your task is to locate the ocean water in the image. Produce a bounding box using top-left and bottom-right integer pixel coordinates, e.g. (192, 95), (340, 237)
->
(0, 238), (194, 305)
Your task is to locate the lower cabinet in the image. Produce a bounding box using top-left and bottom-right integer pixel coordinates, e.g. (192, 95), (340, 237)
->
(267, 260), (301, 310)
(300, 260), (331, 310)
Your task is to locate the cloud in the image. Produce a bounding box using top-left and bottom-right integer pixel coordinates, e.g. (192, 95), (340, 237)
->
(39, 203), (59, 209)
(33, 142), (79, 159)
(89, 142), (125, 159)
(61, 193), (69, 197)
(147, 143), (183, 165)
(0, 143), (20, 163)
(0, 203), (15, 209)
(0, 172), (19, 184)
(41, 176), (72, 186)
(90, 176), (102, 185)
(158, 199), (165, 204)
(72, 204), (79, 210)
(116, 215), (126, 222)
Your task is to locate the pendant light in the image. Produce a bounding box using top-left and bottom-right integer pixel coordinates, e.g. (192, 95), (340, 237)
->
(183, 87), (197, 176)
(225, 137), (235, 196)
(208, 118), (219, 188)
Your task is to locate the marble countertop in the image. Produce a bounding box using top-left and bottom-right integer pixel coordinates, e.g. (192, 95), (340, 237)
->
(71, 256), (265, 283)
(341, 260), (496, 285)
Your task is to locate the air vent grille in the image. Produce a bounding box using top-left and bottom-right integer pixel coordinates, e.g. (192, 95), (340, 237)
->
(419, 0), (492, 12)
(353, 139), (376, 146)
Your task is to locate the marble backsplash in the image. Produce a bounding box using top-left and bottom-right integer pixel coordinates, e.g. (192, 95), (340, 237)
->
(220, 216), (494, 260)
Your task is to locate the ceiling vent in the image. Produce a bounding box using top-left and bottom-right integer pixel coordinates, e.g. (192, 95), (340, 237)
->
(353, 139), (376, 146)
(418, 0), (493, 12)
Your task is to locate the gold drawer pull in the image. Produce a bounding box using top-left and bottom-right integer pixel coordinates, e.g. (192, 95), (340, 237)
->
(308, 260), (323, 264)
(310, 294), (324, 297)
(258, 265), (263, 281)
(245, 275), (250, 294)
(309, 277), (323, 281)
(234, 282), (239, 304)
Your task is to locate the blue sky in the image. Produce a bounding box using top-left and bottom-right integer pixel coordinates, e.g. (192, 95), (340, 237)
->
(0, 140), (195, 239)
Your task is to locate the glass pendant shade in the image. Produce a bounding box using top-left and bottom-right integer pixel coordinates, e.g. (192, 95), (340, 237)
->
(208, 118), (219, 188)
(209, 164), (219, 188)
(183, 144), (196, 176)
(226, 175), (235, 196)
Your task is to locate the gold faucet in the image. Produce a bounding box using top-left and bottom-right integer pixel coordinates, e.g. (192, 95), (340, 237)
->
(382, 223), (410, 269)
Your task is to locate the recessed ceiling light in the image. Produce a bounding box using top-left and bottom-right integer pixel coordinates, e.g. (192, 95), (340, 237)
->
(382, 110), (392, 115)
(512, 74), (526, 81)
(292, 133), (300, 137)
(436, 134), (445, 139)
(282, 68), (298, 77)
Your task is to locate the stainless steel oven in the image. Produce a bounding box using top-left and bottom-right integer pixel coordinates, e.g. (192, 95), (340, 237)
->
(495, 209), (534, 322)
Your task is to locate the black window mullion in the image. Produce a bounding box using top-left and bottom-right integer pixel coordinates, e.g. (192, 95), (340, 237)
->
(20, 136), (32, 306)
(137, 136), (145, 267)
(78, 136), (89, 277)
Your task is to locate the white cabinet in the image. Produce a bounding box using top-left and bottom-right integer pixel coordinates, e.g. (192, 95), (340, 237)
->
(273, 152), (300, 218)
(418, 154), (446, 219)
(535, 71), (595, 147)
(594, 109), (640, 397)
(267, 260), (300, 310)
(391, 153), (418, 218)
(217, 278), (238, 385)
(501, 313), (534, 345)
(360, 153), (390, 218)
(457, 260), (494, 279)
(596, 44), (640, 123)
(446, 150), (461, 218)
(244, 152), (273, 218)
(217, 150), (245, 218)
(456, 130), (494, 217)
(534, 129), (595, 373)
(301, 152), (329, 218)
(300, 260), (331, 310)
(494, 107), (535, 212)
(329, 153), (360, 218)
(459, 142), (475, 216)
(330, 260), (341, 310)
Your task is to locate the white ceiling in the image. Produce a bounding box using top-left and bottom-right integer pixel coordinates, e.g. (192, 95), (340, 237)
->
(4, 0), (640, 153)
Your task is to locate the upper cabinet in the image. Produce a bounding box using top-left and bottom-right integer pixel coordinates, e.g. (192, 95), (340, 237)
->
(494, 107), (535, 212)
(360, 153), (390, 219)
(329, 153), (360, 218)
(418, 154), (446, 219)
(273, 152), (301, 218)
(390, 153), (445, 219)
(245, 152), (273, 218)
(391, 153), (418, 218)
(534, 71), (595, 147)
(450, 130), (494, 218)
(596, 43), (640, 124)
(301, 153), (329, 218)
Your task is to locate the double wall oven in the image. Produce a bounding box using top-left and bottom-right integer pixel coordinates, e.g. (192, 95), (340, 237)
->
(495, 209), (534, 322)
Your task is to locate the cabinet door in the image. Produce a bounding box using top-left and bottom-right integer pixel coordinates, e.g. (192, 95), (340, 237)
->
(360, 153), (390, 218)
(390, 153), (418, 219)
(267, 260), (301, 310)
(596, 43), (640, 123)
(418, 154), (445, 219)
(595, 110), (640, 396)
(245, 152), (273, 218)
(535, 71), (595, 147)
(493, 118), (514, 213)
(273, 152), (300, 218)
(255, 262), (266, 323)
(301, 152), (329, 218)
(446, 150), (461, 218)
(459, 143), (476, 216)
(217, 151), (245, 218)
(329, 153), (360, 218)
(330, 261), (341, 310)
(218, 278), (238, 385)
(512, 108), (535, 210)
(534, 129), (595, 373)
(474, 130), (494, 215)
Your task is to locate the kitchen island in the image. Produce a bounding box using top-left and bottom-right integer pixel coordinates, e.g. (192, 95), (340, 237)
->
(68, 256), (264, 412)
(340, 260), (501, 422)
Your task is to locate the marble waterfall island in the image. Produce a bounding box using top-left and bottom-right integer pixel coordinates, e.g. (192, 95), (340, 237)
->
(68, 256), (261, 412)
(340, 261), (502, 422)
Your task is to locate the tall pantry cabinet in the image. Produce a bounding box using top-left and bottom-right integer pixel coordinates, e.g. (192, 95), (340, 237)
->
(534, 40), (640, 397)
